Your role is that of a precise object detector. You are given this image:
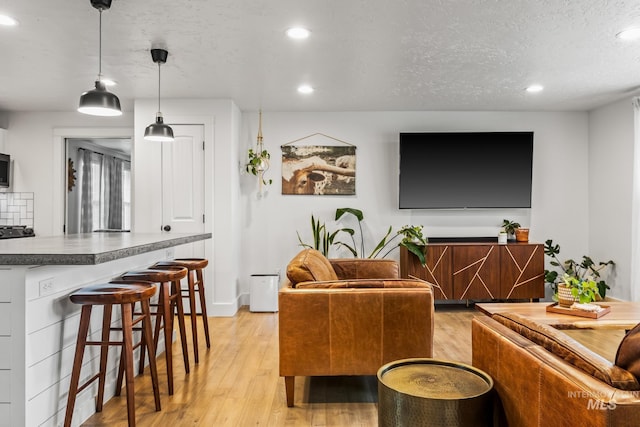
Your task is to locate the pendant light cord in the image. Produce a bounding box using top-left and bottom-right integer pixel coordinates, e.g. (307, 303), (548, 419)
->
(97, 9), (103, 81)
(157, 63), (162, 113)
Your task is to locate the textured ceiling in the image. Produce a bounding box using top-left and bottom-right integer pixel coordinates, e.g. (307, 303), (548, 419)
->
(1, 0), (640, 113)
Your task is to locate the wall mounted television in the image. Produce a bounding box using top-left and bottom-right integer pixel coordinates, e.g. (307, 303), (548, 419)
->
(399, 132), (533, 209)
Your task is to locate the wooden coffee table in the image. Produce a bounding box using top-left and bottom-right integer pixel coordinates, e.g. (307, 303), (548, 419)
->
(475, 301), (640, 330)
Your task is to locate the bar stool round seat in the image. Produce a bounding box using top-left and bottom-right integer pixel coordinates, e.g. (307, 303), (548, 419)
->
(64, 282), (161, 427)
(119, 266), (189, 395)
(152, 258), (210, 363)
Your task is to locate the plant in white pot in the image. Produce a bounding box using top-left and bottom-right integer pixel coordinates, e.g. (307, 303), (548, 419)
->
(501, 219), (520, 242)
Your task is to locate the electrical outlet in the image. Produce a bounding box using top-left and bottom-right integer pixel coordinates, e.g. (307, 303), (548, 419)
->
(39, 278), (55, 296)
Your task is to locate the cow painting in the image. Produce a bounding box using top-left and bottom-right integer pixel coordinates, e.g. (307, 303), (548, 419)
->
(281, 145), (356, 195)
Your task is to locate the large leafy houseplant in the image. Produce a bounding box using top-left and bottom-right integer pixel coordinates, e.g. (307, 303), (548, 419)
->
(296, 208), (428, 265)
(544, 239), (615, 301)
(296, 214), (342, 257)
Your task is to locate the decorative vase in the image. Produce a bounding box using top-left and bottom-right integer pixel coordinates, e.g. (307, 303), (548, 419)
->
(557, 285), (576, 307)
(515, 228), (529, 242)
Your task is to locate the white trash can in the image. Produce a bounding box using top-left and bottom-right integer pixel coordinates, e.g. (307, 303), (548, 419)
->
(250, 274), (280, 312)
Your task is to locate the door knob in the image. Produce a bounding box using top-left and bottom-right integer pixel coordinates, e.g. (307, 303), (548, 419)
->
(163, 225), (171, 232)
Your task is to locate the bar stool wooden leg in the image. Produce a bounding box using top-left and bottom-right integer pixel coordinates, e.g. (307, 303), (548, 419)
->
(159, 281), (175, 395)
(137, 300), (148, 375)
(186, 270), (200, 363)
(140, 298), (162, 411)
(96, 304), (113, 412)
(172, 278), (190, 373)
(195, 268), (211, 348)
(64, 305), (92, 427)
(121, 302), (136, 427)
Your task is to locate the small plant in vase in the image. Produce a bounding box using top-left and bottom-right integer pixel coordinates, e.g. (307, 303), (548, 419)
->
(556, 274), (601, 307)
(501, 219), (520, 242)
(245, 110), (272, 195)
(544, 239), (615, 306)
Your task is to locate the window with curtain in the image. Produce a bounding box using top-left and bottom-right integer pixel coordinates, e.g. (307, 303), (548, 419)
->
(78, 148), (130, 232)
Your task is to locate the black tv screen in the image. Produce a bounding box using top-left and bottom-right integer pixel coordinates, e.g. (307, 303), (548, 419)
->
(399, 132), (533, 209)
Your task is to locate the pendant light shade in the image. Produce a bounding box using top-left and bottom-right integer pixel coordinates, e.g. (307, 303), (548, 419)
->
(78, 80), (122, 116)
(145, 113), (174, 141)
(144, 48), (174, 141)
(78, 0), (121, 117)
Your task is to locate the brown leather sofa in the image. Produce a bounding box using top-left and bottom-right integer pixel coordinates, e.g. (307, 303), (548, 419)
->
(472, 313), (640, 426)
(279, 249), (435, 407)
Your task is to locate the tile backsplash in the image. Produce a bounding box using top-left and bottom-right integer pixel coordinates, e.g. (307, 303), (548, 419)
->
(0, 192), (34, 227)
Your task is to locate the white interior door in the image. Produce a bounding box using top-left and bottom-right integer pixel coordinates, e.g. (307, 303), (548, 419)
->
(161, 124), (206, 312)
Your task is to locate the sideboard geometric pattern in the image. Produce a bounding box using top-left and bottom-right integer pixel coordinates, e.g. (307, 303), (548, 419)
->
(499, 244), (545, 299)
(400, 243), (544, 301)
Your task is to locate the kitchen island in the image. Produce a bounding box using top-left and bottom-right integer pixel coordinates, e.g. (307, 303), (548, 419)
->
(0, 232), (211, 427)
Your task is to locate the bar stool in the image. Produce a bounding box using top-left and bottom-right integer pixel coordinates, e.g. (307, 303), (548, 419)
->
(152, 258), (210, 363)
(64, 282), (161, 427)
(118, 266), (189, 395)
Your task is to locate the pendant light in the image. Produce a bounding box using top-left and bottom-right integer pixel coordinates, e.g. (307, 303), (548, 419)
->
(78, 0), (122, 117)
(144, 49), (174, 141)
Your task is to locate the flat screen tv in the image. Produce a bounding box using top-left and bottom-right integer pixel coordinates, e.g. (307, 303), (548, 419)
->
(399, 132), (533, 209)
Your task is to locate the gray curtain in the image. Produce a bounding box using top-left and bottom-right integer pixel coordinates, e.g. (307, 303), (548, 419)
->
(78, 149), (93, 233)
(105, 156), (124, 229)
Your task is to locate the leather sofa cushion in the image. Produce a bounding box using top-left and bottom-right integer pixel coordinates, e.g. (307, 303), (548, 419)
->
(293, 278), (432, 289)
(615, 322), (640, 381)
(286, 249), (338, 286)
(493, 312), (640, 390)
(330, 258), (399, 279)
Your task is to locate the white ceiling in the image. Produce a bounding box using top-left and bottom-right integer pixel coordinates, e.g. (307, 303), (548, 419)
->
(2, 0), (640, 114)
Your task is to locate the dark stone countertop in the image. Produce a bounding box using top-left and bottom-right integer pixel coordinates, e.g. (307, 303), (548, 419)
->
(0, 232), (211, 265)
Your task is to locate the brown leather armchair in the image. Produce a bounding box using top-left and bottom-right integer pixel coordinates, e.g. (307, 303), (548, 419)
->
(279, 249), (435, 407)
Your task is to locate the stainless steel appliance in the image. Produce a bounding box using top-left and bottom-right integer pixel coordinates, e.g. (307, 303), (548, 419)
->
(0, 225), (35, 239)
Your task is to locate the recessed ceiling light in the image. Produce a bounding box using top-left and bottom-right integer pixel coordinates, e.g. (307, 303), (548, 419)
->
(525, 85), (544, 93)
(616, 28), (640, 40)
(297, 84), (314, 94)
(101, 78), (117, 87)
(286, 27), (310, 39)
(0, 14), (18, 26)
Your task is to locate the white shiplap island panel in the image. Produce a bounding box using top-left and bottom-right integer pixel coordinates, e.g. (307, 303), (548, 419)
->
(0, 232), (211, 427)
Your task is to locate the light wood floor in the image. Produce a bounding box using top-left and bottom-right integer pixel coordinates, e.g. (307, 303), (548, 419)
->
(82, 305), (481, 426)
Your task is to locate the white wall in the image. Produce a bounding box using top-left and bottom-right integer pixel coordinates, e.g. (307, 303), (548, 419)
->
(5, 106), (629, 309)
(239, 110), (591, 303)
(589, 97), (635, 300)
(134, 99), (242, 315)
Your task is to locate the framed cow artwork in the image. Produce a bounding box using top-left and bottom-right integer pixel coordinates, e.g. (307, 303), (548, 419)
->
(281, 144), (356, 195)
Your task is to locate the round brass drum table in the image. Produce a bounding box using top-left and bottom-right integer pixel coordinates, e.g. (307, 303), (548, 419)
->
(377, 358), (493, 427)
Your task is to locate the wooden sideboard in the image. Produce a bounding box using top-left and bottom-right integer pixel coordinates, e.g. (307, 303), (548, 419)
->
(400, 241), (545, 301)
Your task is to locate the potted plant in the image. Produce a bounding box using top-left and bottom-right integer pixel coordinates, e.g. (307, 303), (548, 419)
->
(333, 208), (428, 266)
(498, 228), (508, 244)
(501, 219), (520, 242)
(556, 274), (601, 307)
(544, 239), (615, 303)
(245, 110), (272, 192)
(393, 225), (428, 266)
(245, 147), (272, 186)
(296, 208), (428, 265)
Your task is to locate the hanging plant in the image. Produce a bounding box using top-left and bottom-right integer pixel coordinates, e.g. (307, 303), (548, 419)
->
(245, 110), (272, 192)
(246, 148), (272, 186)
